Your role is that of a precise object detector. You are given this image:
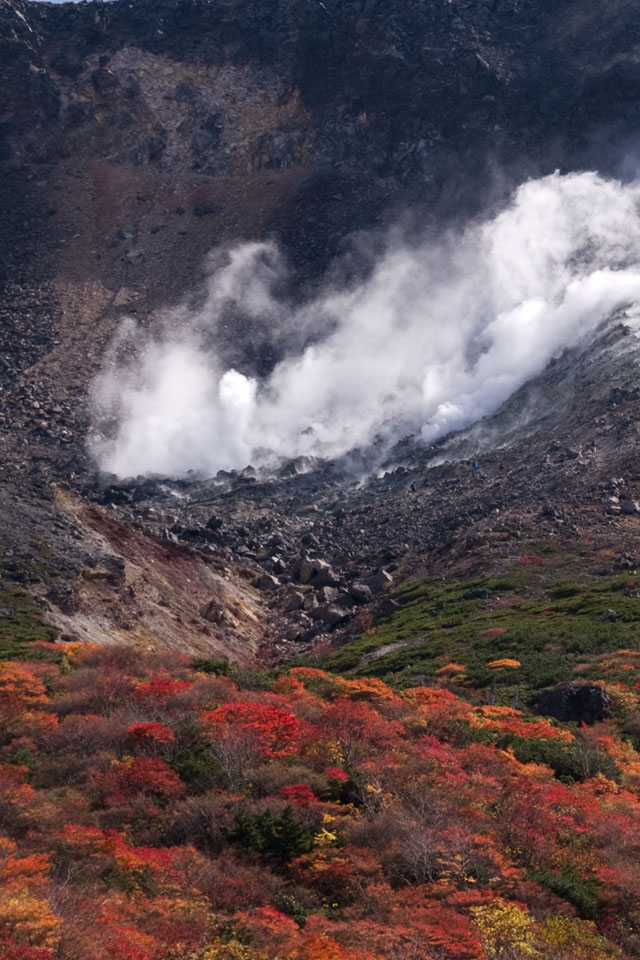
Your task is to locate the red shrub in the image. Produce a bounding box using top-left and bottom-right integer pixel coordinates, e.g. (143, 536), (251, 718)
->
(202, 701), (302, 757)
(280, 783), (317, 805)
(127, 722), (176, 749)
(96, 756), (185, 806)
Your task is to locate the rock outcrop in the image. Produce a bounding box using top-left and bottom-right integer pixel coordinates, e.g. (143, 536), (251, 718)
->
(535, 683), (612, 725)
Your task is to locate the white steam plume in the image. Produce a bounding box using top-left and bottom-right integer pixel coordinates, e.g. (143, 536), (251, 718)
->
(91, 171), (640, 478)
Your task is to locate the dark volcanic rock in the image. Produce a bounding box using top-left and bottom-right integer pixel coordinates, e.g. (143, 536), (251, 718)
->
(46, 584), (80, 616)
(350, 582), (373, 604)
(536, 683), (612, 725)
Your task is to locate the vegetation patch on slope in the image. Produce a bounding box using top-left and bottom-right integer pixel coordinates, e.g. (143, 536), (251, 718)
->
(0, 586), (60, 660)
(327, 547), (640, 704)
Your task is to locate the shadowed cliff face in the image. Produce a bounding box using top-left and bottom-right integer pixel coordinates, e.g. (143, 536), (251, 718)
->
(4, 0), (640, 279)
(3, 0), (640, 305)
(2, 0), (640, 408)
(3, 0), (640, 653)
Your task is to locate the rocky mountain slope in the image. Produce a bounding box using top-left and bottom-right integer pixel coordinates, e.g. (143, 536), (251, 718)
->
(3, 0), (640, 657)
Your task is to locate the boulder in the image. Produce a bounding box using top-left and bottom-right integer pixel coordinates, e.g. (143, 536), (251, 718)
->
(301, 531), (320, 548)
(535, 683), (612, 724)
(101, 486), (133, 505)
(257, 574), (279, 592)
(279, 456), (313, 478)
(297, 557), (341, 588)
(621, 500), (640, 515)
(177, 525), (215, 544)
(282, 590), (305, 613)
(303, 593), (319, 614)
(600, 608), (617, 622)
(334, 592), (357, 611)
(366, 569), (393, 594)
(317, 585), (339, 604)
(314, 604), (345, 626)
(350, 582), (373, 604)
(298, 557), (317, 584)
(378, 597), (399, 618)
(309, 561), (341, 589)
(296, 624), (328, 644)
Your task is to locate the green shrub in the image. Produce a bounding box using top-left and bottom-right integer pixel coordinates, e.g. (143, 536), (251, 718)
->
(0, 586), (59, 659)
(528, 865), (602, 918)
(224, 805), (314, 863)
(193, 658), (231, 676)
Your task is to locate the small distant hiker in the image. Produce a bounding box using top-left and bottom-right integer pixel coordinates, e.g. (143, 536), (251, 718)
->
(472, 459), (480, 470)
(497, 463), (504, 474)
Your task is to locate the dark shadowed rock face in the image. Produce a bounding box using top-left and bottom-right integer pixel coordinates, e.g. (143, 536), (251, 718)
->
(3, 0), (640, 274)
(2, 0), (640, 400)
(535, 683), (612, 725)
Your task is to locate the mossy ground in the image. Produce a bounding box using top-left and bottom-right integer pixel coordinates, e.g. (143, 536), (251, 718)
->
(326, 544), (640, 704)
(0, 586), (59, 660)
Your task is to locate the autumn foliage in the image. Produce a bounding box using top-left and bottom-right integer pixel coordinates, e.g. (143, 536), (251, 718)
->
(0, 644), (640, 958)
